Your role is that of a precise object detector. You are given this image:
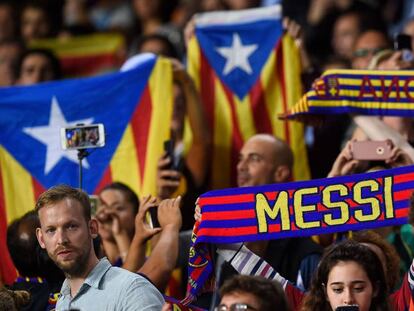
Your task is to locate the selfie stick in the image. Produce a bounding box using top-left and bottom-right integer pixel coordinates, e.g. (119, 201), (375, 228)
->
(77, 149), (89, 190)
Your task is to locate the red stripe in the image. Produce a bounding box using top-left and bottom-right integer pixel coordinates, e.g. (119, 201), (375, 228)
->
(394, 172), (414, 183)
(394, 189), (413, 201)
(130, 86), (152, 182)
(201, 208), (409, 238)
(200, 51), (215, 140)
(60, 53), (119, 77)
(203, 209), (255, 220)
(31, 177), (45, 200)
(94, 167), (113, 193)
(249, 78), (273, 133)
(0, 168), (17, 284)
(395, 207), (409, 218)
(199, 193), (254, 205)
(199, 226), (258, 236)
(275, 40), (290, 145)
(223, 85), (244, 186)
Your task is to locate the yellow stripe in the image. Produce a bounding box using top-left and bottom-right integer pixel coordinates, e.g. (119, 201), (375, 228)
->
(262, 45), (286, 140)
(187, 37), (201, 91)
(143, 58), (173, 196)
(0, 146), (35, 223)
(336, 77), (414, 87)
(30, 33), (124, 57)
(212, 77), (233, 188)
(109, 124), (141, 194)
(310, 100), (414, 110)
(182, 37), (202, 156)
(324, 68), (414, 76)
(234, 94), (256, 141)
(281, 35), (310, 181)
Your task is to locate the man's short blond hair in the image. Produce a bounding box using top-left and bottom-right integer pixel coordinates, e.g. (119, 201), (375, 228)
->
(35, 185), (91, 221)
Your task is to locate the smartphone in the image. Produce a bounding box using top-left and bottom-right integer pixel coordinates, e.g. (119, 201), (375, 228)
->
(394, 34), (413, 62)
(149, 205), (160, 228)
(335, 306), (359, 311)
(61, 123), (105, 150)
(351, 140), (392, 161)
(164, 139), (177, 170)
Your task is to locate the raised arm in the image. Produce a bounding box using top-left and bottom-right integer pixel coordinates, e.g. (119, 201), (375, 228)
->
(138, 196), (182, 291)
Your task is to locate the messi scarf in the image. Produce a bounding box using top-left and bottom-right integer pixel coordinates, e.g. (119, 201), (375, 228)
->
(286, 69), (414, 119)
(183, 165), (414, 303)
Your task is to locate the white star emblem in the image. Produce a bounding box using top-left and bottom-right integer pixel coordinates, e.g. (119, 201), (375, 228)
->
(216, 33), (258, 75)
(23, 96), (93, 175)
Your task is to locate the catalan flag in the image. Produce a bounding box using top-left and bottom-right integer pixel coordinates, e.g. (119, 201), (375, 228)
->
(0, 54), (173, 284)
(30, 33), (126, 77)
(186, 5), (309, 188)
(286, 69), (414, 118)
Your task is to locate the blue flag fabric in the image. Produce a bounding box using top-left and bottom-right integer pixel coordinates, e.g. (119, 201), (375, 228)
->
(0, 55), (155, 194)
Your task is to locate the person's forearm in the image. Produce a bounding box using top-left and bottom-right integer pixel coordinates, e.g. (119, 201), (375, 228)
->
(122, 235), (146, 272)
(138, 226), (179, 291)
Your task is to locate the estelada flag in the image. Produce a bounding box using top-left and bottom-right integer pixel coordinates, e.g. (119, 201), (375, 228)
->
(0, 54), (173, 284)
(186, 5), (309, 189)
(30, 33), (126, 77)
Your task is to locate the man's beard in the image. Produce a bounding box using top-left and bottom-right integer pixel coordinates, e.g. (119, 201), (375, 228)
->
(51, 243), (91, 278)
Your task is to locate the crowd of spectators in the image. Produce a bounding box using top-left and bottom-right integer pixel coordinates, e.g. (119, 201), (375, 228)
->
(3, 0), (414, 310)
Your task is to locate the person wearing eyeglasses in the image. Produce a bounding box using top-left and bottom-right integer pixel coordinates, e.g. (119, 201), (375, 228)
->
(351, 29), (390, 69)
(214, 275), (290, 311)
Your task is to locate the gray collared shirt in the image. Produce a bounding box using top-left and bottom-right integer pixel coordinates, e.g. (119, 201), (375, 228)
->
(56, 258), (164, 311)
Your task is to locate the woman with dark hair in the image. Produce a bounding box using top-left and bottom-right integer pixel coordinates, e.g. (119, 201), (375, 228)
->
(301, 240), (390, 311)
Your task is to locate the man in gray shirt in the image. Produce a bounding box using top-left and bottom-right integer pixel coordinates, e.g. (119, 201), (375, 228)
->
(35, 185), (164, 311)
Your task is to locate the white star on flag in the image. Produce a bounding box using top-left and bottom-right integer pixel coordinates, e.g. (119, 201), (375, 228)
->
(216, 33), (258, 75)
(23, 96), (93, 175)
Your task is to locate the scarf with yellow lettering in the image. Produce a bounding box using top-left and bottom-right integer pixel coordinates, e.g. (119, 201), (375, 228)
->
(285, 69), (414, 119)
(183, 165), (414, 304)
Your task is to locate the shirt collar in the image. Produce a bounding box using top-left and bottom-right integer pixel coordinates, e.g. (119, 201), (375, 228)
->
(60, 257), (112, 297)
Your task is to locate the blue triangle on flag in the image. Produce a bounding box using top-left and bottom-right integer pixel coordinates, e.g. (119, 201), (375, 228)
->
(196, 19), (283, 100)
(0, 56), (156, 193)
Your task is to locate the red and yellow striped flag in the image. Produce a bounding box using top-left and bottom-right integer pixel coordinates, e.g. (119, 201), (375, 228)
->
(187, 5), (309, 189)
(30, 33), (126, 77)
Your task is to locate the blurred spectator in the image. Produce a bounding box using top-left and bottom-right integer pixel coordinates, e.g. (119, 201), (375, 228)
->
(89, 0), (134, 31)
(131, 0), (183, 58)
(332, 11), (362, 60)
(0, 1), (17, 43)
(134, 33), (178, 58)
(7, 211), (64, 311)
(222, 0), (260, 10)
(0, 287), (30, 311)
(217, 275), (290, 311)
(351, 29), (390, 69)
(20, 1), (52, 44)
(97, 182), (139, 264)
(0, 39), (24, 86)
(15, 48), (61, 85)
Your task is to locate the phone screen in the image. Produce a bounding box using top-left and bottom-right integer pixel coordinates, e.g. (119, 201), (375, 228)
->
(61, 124), (105, 150)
